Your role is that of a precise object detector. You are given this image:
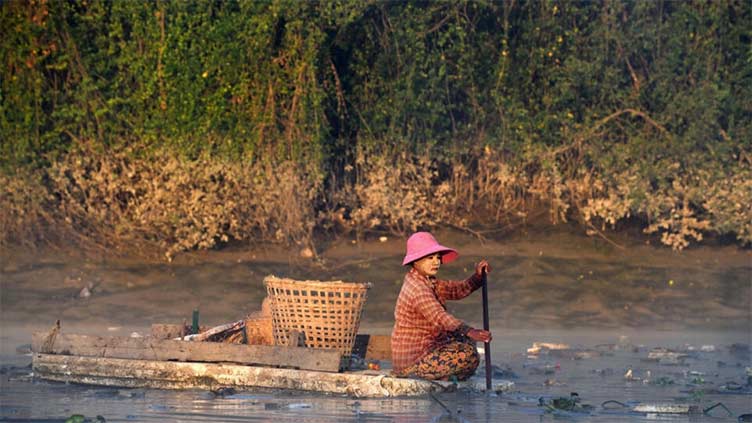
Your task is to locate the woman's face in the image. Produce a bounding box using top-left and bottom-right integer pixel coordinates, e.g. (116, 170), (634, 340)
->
(413, 253), (441, 277)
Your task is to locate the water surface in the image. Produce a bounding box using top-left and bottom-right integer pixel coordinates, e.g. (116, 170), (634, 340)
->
(1, 230), (750, 421)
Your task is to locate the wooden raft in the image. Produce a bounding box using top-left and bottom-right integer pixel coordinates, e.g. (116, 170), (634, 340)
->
(30, 326), (450, 397)
(32, 354), (444, 397)
(34, 334), (342, 371)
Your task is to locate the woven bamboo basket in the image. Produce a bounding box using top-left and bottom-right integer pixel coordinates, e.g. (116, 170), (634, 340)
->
(264, 275), (371, 356)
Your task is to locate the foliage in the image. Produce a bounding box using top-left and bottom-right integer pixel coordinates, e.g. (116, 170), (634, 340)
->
(1, 0), (750, 255)
(2, 142), (319, 258)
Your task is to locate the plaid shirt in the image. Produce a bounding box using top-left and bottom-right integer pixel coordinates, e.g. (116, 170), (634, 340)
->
(391, 267), (484, 373)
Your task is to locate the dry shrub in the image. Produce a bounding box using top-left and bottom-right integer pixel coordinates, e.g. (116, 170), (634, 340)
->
(574, 164), (705, 250)
(130, 156), (319, 259)
(700, 165), (752, 245)
(45, 143), (144, 252)
(0, 170), (54, 248)
(9, 143), (320, 259)
(348, 148), (438, 236)
(435, 147), (530, 226)
(578, 168), (645, 229)
(122, 154), (257, 259)
(239, 161), (321, 249)
(575, 160), (751, 250)
(529, 162), (570, 225)
(3, 142), (749, 256)
(641, 178), (711, 250)
(323, 146), (534, 238)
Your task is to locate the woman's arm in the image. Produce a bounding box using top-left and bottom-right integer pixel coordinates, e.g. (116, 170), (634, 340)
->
(436, 260), (491, 301)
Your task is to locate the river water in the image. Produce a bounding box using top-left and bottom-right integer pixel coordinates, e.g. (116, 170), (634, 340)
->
(1, 229), (750, 421)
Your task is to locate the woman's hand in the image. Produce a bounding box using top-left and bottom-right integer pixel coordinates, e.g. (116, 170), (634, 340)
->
(467, 328), (492, 343)
(474, 259), (491, 277)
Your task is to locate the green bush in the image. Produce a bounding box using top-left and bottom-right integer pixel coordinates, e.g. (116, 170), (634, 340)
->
(1, 0), (749, 254)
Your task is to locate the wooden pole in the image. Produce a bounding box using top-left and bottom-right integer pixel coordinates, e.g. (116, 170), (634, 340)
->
(481, 269), (492, 391)
(191, 309), (199, 334)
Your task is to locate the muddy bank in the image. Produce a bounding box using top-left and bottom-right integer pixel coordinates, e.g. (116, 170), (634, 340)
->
(1, 228), (749, 349)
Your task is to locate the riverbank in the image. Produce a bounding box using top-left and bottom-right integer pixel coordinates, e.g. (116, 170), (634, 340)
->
(2, 227), (749, 352)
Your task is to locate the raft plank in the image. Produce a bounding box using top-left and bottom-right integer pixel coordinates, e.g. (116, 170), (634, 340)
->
(32, 354), (443, 398)
(31, 333), (341, 372)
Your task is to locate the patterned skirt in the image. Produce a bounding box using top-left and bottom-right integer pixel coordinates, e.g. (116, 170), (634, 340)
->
(397, 334), (480, 381)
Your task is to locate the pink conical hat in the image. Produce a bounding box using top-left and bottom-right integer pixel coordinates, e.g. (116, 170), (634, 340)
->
(402, 232), (459, 265)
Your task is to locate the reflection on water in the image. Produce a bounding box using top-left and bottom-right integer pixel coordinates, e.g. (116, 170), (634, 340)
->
(1, 232), (750, 421)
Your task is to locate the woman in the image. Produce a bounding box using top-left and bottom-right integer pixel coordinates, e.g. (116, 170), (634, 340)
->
(391, 232), (492, 381)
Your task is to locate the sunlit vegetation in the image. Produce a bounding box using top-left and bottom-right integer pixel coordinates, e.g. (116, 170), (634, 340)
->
(1, 0), (750, 257)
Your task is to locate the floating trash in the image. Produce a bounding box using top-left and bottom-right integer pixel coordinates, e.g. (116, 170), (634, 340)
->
(65, 415), (106, 423)
(543, 378), (565, 386)
(539, 392), (593, 414)
(647, 348), (688, 361)
(465, 378), (515, 393)
(79, 286), (92, 298)
(572, 350), (600, 359)
(633, 404), (699, 414)
(623, 368), (655, 383)
(210, 387), (236, 397)
(650, 376), (674, 386)
(630, 402), (732, 417)
(527, 342), (570, 355)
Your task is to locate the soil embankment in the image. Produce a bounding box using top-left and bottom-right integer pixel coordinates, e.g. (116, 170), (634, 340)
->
(1, 228), (749, 355)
